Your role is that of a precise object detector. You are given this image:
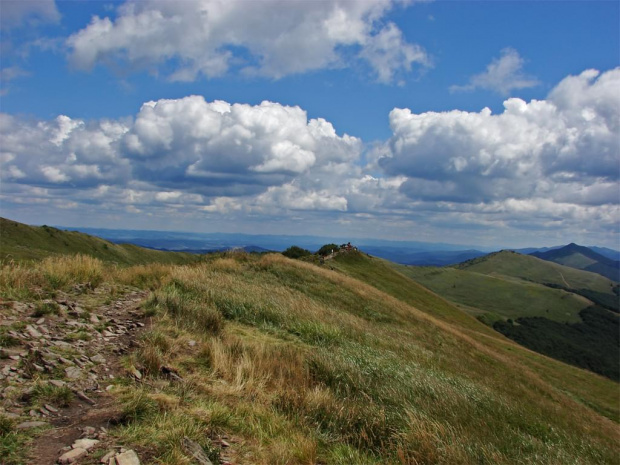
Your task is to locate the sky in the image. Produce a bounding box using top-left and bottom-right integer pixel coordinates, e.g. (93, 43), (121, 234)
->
(0, 0), (619, 249)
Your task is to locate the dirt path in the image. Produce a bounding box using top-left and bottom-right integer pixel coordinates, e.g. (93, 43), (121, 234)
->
(1, 288), (150, 465)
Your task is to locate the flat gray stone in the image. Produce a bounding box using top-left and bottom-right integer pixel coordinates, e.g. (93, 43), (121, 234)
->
(115, 449), (141, 465)
(58, 447), (87, 464)
(25, 325), (42, 338)
(44, 404), (59, 413)
(100, 450), (116, 463)
(65, 366), (82, 379)
(16, 421), (47, 429)
(72, 438), (99, 451)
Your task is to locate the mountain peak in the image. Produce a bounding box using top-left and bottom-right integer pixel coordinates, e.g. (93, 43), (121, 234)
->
(531, 243), (619, 281)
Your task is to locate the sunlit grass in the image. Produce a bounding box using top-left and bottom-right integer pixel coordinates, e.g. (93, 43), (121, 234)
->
(1, 251), (618, 464)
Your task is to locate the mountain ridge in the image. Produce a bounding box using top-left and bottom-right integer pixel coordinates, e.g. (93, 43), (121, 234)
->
(531, 243), (620, 281)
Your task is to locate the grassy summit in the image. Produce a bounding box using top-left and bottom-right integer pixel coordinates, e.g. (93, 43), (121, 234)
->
(456, 250), (616, 293)
(387, 249), (619, 381)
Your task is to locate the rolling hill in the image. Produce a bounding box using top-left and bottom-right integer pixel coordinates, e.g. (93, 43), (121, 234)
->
(390, 250), (618, 380)
(0, 217), (200, 265)
(531, 243), (620, 281)
(456, 249), (617, 292)
(391, 263), (591, 323)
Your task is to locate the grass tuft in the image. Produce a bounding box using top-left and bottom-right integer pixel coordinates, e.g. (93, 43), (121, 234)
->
(31, 301), (61, 317)
(31, 383), (74, 407)
(41, 254), (104, 291)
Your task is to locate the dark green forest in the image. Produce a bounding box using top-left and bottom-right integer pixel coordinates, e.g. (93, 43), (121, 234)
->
(494, 306), (619, 381)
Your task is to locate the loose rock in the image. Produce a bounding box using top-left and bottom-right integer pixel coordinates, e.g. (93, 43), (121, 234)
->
(58, 447), (87, 464)
(115, 449), (141, 465)
(16, 420), (47, 429)
(65, 366), (82, 379)
(72, 438), (99, 451)
(100, 450), (116, 463)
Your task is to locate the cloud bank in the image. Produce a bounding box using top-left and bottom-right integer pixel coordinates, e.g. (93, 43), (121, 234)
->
(66, 0), (429, 83)
(1, 68), (618, 246)
(384, 68), (618, 205)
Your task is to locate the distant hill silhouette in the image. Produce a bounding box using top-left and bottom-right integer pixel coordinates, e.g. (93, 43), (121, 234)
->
(531, 243), (620, 282)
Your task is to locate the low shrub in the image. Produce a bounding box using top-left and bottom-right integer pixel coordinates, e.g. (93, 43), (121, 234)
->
(282, 246), (312, 259)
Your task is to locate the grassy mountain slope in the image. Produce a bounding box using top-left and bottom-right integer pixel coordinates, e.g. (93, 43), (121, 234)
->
(386, 250), (619, 380)
(456, 250), (616, 293)
(391, 263), (590, 323)
(532, 243), (620, 282)
(327, 251), (499, 335)
(0, 217), (199, 265)
(329, 251), (619, 415)
(3, 251), (619, 464)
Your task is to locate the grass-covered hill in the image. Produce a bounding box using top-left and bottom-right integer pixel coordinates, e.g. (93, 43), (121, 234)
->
(390, 250), (619, 380)
(531, 243), (620, 282)
(1, 248), (619, 464)
(394, 250), (616, 322)
(456, 250), (617, 293)
(392, 261), (591, 323)
(0, 217), (199, 265)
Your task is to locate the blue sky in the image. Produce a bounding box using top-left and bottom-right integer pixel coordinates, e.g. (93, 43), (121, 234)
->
(1, 0), (619, 249)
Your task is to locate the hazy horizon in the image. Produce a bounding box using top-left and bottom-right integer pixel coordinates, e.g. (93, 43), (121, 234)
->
(5, 215), (618, 254)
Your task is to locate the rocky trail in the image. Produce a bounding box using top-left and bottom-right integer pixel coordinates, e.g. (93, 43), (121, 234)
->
(1, 287), (149, 465)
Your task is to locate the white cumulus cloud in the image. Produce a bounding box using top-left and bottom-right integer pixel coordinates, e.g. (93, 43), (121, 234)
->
(66, 0), (429, 83)
(1, 68), (618, 247)
(0, 96), (362, 201)
(122, 96), (361, 196)
(382, 68), (620, 209)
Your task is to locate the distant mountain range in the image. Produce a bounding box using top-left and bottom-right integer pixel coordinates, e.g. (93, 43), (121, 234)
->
(14, 221), (620, 272)
(54, 225), (496, 265)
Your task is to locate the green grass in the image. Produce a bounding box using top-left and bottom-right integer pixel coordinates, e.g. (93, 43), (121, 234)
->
(553, 252), (598, 269)
(394, 264), (589, 323)
(329, 252), (499, 335)
(1, 246), (618, 464)
(31, 301), (61, 318)
(323, 251), (620, 422)
(0, 217), (200, 266)
(31, 383), (74, 407)
(0, 414), (30, 465)
(456, 250), (616, 294)
(109, 254), (618, 464)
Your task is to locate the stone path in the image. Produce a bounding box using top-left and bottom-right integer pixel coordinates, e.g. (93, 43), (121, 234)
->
(1, 288), (148, 464)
